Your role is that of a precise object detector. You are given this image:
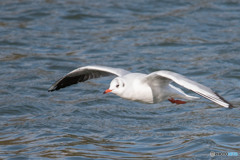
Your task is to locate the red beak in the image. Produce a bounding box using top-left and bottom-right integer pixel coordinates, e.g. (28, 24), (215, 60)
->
(103, 89), (112, 94)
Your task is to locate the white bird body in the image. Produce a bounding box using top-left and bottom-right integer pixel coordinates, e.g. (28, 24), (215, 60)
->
(108, 73), (199, 104)
(49, 65), (233, 108)
(116, 73), (154, 103)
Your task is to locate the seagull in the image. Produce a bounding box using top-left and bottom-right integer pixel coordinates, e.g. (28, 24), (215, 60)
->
(48, 65), (233, 108)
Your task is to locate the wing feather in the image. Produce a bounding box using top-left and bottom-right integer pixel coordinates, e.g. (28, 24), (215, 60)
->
(145, 70), (233, 108)
(48, 65), (130, 92)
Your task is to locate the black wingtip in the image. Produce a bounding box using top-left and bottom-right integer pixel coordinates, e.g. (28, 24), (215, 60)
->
(48, 85), (57, 92)
(48, 89), (54, 92)
(214, 92), (234, 109)
(228, 104), (234, 109)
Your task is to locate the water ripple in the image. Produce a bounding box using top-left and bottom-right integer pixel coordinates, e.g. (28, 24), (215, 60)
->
(0, 0), (240, 159)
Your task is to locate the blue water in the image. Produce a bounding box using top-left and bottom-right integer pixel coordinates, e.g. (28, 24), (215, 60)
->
(0, 0), (240, 159)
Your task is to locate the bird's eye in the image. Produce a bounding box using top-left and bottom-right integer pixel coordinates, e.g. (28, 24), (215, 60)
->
(116, 84), (119, 88)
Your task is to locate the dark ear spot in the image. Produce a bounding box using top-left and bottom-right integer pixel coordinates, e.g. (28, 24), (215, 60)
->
(122, 83), (125, 87)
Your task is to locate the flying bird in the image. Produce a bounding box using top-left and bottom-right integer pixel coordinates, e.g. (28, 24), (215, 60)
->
(48, 65), (233, 108)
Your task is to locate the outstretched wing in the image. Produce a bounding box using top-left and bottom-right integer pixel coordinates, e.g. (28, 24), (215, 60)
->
(48, 65), (130, 92)
(145, 70), (233, 108)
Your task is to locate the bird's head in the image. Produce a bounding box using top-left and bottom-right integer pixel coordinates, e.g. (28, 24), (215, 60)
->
(103, 77), (126, 96)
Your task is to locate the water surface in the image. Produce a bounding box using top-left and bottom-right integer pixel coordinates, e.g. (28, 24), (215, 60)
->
(0, 0), (240, 159)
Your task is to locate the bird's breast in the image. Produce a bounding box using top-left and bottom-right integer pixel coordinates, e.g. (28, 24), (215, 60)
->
(121, 78), (154, 103)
